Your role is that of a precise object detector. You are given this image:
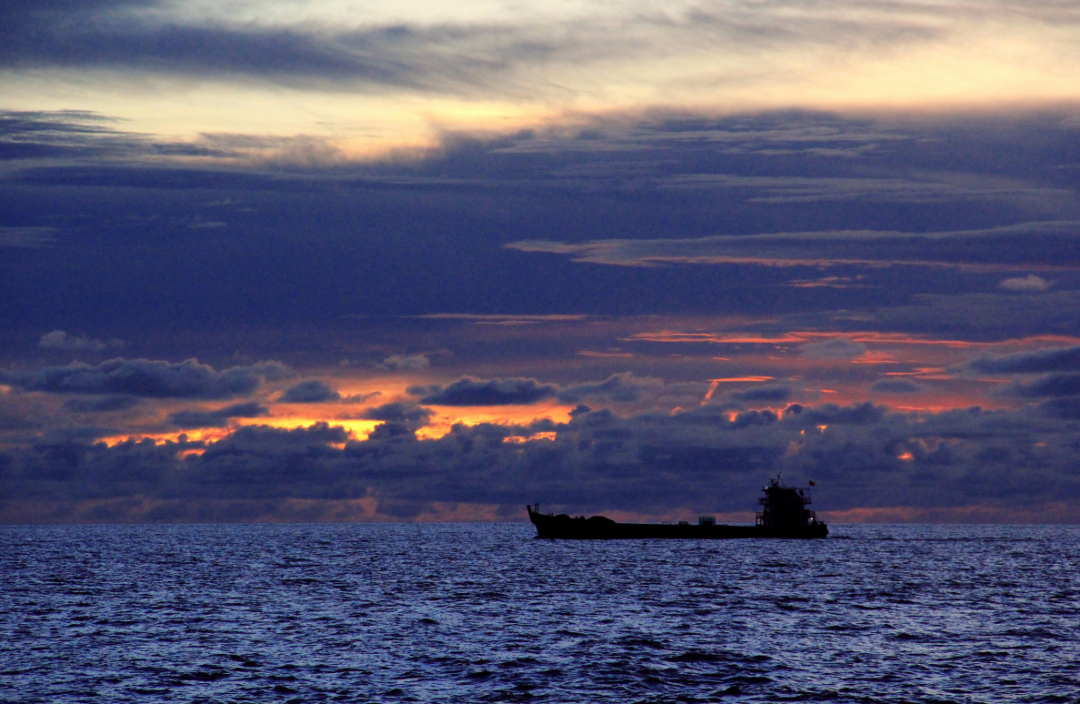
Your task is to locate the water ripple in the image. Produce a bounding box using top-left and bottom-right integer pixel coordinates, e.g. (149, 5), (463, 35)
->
(2, 524), (1079, 703)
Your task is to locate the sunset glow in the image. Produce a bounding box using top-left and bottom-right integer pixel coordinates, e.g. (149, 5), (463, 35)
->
(3, 0), (1080, 525)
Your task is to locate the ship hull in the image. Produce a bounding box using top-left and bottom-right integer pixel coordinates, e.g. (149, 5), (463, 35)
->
(528, 509), (828, 540)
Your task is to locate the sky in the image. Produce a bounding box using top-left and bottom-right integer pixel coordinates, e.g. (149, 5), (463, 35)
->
(3, 0), (1080, 524)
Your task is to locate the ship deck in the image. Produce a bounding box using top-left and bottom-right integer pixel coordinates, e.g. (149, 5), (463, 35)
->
(528, 509), (828, 540)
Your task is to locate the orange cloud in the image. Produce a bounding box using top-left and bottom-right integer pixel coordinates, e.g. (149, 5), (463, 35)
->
(710, 376), (777, 382)
(577, 350), (634, 358)
(629, 331), (805, 344)
(629, 330), (1080, 350)
(504, 432), (556, 443)
(417, 402), (575, 440)
(99, 427), (232, 447)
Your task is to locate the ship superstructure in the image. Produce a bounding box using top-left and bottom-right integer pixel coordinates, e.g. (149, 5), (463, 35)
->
(756, 475), (817, 528)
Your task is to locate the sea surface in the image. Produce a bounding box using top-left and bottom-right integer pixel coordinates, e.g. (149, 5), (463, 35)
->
(2, 523), (1078, 703)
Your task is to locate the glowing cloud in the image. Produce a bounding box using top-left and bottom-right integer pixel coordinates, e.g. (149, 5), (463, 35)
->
(999, 274), (1051, 292)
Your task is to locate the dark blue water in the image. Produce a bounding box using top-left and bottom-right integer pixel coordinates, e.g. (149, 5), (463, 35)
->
(2, 523), (1078, 703)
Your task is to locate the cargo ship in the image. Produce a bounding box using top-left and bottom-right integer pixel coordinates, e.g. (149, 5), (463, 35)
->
(527, 476), (827, 539)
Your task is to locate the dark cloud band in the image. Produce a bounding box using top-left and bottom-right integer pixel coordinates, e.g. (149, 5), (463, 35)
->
(4, 399), (1080, 523)
(415, 377), (558, 406)
(969, 346), (1080, 374)
(0, 358), (289, 399)
(167, 402), (269, 429)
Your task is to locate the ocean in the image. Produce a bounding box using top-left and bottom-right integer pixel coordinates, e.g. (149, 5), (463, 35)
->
(2, 523), (1078, 703)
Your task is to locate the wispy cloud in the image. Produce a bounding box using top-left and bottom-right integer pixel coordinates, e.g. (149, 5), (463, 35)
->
(39, 330), (123, 351)
(968, 345), (1080, 374)
(0, 0), (949, 89)
(3, 0), (1080, 117)
(507, 222), (1080, 272)
(168, 401), (269, 429)
(999, 274), (1051, 292)
(380, 354), (431, 370)
(656, 173), (1070, 205)
(0, 226), (58, 248)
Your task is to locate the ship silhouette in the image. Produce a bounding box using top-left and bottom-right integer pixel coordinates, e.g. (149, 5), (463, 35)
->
(527, 475), (828, 539)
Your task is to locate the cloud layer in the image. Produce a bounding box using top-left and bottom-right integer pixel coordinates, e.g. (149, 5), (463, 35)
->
(415, 377), (558, 406)
(167, 402), (269, 429)
(1, 358), (289, 399)
(2, 0), (1080, 114)
(3, 91), (1080, 524)
(507, 222), (1080, 273)
(4, 397), (1080, 523)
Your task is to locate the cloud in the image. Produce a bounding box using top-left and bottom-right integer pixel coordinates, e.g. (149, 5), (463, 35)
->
(278, 381), (380, 404)
(280, 380), (341, 403)
(800, 338), (866, 360)
(556, 373), (709, 411)
(206, 422), (351, 454)
(380, 354), (430, 371)
(0, 227), (58, 248)
(0, 393), (53, 435)
(38, 424), (119, 445)
(869, 379), (923, 394)
(417, 314), (588, 325)
(167, 402), (270, 429)
(2, 0), (1079, 123)
(1038, 397), (1080, 420)
(870, 292), (1080, 341)
(39, 330), (123, 352)
(999, 274), (1051, 292)
(968, 346), (1080, 374)
(0, 358), (290, 399)
(506, 221), (1080, 273)
(63, 395), (141, 413)
(730, 385), (793, 403)
(6, 108), (1080, 340)
(785, 401), (886, 426)
(1009, 374), (1080, 398)
(354, 401), (434, 432)
(558, 373), (652, 404)
(0, 110), (212, 163)
(413, 376), (557, 406)
(658, 173), (1066, 206)
(0, 4), (630, 96)
(0, 0), (933, 92)
(0, 110), (248, 165)
(6, 95), (1080, 528)
(341, 391), (382, 404)
(7, 398), (1080, 523)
